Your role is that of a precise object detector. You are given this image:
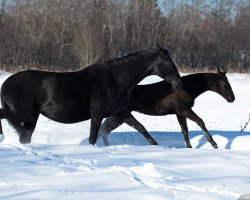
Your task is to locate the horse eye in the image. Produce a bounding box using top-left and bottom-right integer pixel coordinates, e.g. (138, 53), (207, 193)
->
(222, 81), (228, 86)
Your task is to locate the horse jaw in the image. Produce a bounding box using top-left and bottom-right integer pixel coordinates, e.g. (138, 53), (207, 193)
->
(0, 134), (5, 143)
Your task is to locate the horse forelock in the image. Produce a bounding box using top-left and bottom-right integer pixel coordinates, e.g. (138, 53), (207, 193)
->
(106, 49), (156, 67)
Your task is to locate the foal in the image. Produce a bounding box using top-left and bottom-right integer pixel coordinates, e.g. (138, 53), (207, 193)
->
(99, 67), (235, 148)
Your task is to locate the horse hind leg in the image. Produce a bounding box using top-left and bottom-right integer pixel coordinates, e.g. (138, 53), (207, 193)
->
(0, 112), (22, 143)
(0, 109), (5, 142)
(0, 102), (24, 141)
(0, 100), (14, 142)
(6, 117), (38, 144)
(1, 100), (38, 144)
(19, 119), (38, 144)
(97, 116), (125, 146)
(176, 115), (192, 148)
(0, 100), (11, 142)
(0, 124), (4, 142)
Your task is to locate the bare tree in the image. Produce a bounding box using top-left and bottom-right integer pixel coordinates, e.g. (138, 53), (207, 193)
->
(0, 0), (8, 64)
(0, 0), (249, 71)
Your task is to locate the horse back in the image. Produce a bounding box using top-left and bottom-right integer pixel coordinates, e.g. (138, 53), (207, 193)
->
(1, 70), (84, 101)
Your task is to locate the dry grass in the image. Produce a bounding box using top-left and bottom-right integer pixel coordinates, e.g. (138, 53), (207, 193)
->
(178, 66), (249, 74)
(0, 64), (249, 74)
(0, 64), (80, 73)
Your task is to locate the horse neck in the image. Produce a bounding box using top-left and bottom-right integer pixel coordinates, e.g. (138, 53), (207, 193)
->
(107, 52), (157, 93)
(184, 73), (213, 98)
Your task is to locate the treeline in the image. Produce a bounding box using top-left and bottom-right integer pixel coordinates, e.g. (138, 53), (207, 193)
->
(0, 0), (249, 72)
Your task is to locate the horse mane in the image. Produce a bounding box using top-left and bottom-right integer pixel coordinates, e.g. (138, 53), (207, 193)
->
(105, 49), (157, 67)
(181, 73), (207, 85)
(182, 73), (218, 83)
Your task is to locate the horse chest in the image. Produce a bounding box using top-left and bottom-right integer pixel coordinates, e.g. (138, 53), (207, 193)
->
(173, 91), (194, 109)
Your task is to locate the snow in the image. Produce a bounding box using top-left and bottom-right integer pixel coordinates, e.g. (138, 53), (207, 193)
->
(0, 71), (250, 199)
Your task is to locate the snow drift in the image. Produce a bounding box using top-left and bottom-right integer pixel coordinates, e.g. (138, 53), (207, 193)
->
(0, 71), (249, 200)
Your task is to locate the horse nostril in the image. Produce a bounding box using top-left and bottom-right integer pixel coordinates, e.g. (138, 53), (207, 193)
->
(228, 96), (235, 102)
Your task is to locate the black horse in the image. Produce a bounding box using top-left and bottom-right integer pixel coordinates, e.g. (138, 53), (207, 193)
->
(98, 68), (235, 148)
(0, 45), (182, 144)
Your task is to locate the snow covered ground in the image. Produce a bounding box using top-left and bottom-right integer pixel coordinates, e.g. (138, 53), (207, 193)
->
(0, 71), (249, 200)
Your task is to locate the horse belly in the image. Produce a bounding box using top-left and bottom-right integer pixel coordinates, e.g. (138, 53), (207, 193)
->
(41, 104), (91, 123)
(41, 102), (91, 123)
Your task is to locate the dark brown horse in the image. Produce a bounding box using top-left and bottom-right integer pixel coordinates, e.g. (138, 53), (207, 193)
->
(0, 45), (182, 144)
(98, 68), (235, 148)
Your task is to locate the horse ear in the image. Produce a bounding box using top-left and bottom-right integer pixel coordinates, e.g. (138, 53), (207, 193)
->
(157, 43), (163, 50)
(157, 43), (163, 52)
(216, 67), (222, 75)
(156, 44), (165, 58)
(224, 68), (228, 74)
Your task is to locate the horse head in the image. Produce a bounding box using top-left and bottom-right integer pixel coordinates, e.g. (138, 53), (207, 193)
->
(213, 67), (235, 103)
(153, 44), (182, 90)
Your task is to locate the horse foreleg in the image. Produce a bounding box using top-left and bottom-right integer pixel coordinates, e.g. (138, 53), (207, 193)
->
(176, 115), (192, 148)
(181, 109), (218, 149)
(124, 113), (158, 145)
(97, 116), (124, 146)
(89, 114), (103, 145)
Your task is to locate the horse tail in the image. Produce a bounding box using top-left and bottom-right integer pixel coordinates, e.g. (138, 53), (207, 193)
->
(0, 99), (7, 142)
(0, 99), (17, 142)
(0, 106), (7, 119)
(0, 95), (9, 118)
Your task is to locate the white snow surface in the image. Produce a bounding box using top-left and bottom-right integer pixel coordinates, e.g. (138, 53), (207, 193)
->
(0, 72), (250, 200)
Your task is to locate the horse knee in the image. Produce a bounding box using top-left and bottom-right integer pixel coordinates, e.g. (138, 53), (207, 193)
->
(99, 124), (109, 135)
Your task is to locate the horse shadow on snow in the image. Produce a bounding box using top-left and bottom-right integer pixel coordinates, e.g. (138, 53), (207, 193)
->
(80, 130), (250, 150)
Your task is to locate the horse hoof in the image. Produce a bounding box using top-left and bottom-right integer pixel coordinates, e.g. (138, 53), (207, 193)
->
(213, 144), (218, 149)
(19, 137), (31, 144)
(0, 134), (5, 143)
(150, 140), (158, 145)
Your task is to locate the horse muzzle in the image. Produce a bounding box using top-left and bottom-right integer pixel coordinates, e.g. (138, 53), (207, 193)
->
(227, 95), (235, 103)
